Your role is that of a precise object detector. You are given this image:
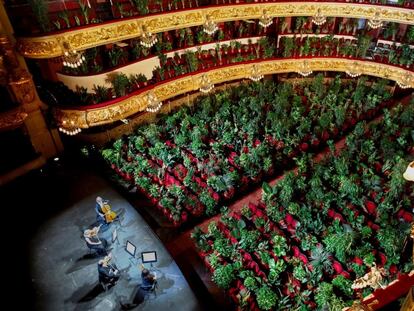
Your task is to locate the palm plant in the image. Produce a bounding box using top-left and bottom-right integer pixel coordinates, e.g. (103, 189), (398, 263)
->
(310, 245), (332, 274)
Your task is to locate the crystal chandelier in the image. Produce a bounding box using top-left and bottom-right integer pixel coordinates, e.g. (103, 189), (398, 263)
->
(140, 26), (158, 48)
(249, 64), (264, 82)
(203, 15), (218, 35)
(58, 120), (82, 136)
(62, 42), (85, 69)
(396, 73), (413, 89)
(199, 74), (214, 93)
(146, 91), (162, 113)
(258, 10), (273, 28)
(312, 9), (326, 26)
(297, 60), (313, 77)
(346, 62), (361, 78)
(403, 161), (414, 181)
(368, 12), (383, 29)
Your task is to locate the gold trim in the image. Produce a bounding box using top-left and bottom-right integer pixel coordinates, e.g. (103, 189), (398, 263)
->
(55, 58), (414, 129)
(17, 2), (414, 58)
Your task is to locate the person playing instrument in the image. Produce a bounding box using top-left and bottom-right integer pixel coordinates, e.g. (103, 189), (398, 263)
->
(120, 265), (157, 310)
(98, 253), (120, 290)
(95, 196), (117, 225)
(83, 225), (108, 255)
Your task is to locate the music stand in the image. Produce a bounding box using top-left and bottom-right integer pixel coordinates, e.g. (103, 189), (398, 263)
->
(141, 251), (161, 273)
(125, 240), (138, 265)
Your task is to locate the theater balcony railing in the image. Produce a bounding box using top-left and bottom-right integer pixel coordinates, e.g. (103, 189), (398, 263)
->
(14, 1), (414, 59)
(54, 56), (414, 132)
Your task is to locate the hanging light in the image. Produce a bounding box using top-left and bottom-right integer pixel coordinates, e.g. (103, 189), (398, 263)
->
(146, 91), (162, 113)
(62, 41), (85, 69)
(312, 9), (326, 26)
(396, 73), (413, 89)
(403, 161), (414, 181)
(258, 10), (273, 28)
(203, 15), (218, 35)
(368, 12), (383, 29)
(249, 64), (264, 82)
(140, 26), (158, 48)
(199, 74), (214, 93)
(346, 62), (361, 78)
(58, 119), (82, 136)
(297, 60), (313, 77)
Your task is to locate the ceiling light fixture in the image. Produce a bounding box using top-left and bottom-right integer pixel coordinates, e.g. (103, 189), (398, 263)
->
(199, 74), (214, 93)
(312, 9), (326, 26)
(203, 15), (219, 35)
(249, 64), (264, 82)
(297, 60), (313, 77)
(146, 91), (162, 113)
(258, 10), (273, 28)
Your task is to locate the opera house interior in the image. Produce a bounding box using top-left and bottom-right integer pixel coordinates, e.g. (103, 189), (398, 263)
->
(0, 0), (414, 310)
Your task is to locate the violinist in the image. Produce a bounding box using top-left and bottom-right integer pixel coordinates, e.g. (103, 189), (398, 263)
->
(98, 253), (120, 289)
(83, 225), (108, 255)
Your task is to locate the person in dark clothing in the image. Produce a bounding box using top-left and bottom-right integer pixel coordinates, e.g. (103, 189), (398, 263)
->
(98, 254), (120, 290)
(120, 268), (157, 310)
(84, 225), (108, 255)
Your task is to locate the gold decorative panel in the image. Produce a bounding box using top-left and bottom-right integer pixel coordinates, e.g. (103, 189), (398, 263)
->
(55, 58), (414, 130)
(17, 2), (414, 58)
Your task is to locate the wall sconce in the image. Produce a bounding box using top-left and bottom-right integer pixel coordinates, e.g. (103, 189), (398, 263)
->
(199, 74), (214, 93)
(203, 15), (218, 35)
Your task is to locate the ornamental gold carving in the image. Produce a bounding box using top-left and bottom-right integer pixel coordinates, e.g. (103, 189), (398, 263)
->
(17, 2), (414, 58)
(8, 69), (36, 104)
(55, 58), (414, 130)
(0, 108), (28, 132)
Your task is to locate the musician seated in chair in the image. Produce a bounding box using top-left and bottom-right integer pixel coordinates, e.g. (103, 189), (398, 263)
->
(95, 196), (117, 225)
(83, 226), (108, 255)
(120, 266), (157, 310)
(141, 268), (157, 290)
(98, 253), (119, 290)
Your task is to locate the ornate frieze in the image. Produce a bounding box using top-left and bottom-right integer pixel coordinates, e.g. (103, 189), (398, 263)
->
(17, 2), (414, 58)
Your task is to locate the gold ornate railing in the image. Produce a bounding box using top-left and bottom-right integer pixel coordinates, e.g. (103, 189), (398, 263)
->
(17, 2), (414, 59)
(55, 57), (414, 130)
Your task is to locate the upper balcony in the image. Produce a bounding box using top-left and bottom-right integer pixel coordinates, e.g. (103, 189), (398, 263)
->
(10, 0), (414, 58)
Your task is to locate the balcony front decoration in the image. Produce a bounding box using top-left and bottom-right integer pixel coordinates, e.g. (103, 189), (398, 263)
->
(62, 41), (85, 69)
(146, 91), (162, 113)
(297, 60), (313, 77)
(140, 26), (158, 48)
(403, 161), (414, 181)
(258, 10), (273, 29)
(59, 119), (82, 136)
(368, 12), (383, 29)
(199, 74), (214, 93)
(203, 15), (218, 36)
(249, 64), (264, 82)
(312, 9), (326, 26)
(397, 73), (413, 89)
(346, 62), (362, 78)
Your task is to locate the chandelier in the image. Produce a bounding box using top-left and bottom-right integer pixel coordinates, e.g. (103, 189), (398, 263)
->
(346, 62), (361, 78)
(312, 9), (326, 26)
(146, 91), (162, 113)
(368, 12), (383, 29)
(297, 60), (313, 77)
(258, 10), (273, 28)
(396, 73), (413, 89)
(140, 26), (158, 48)
(199, 74), (214, 93)
(203, 15), (218, 35)
(58, 120), (82, 136)
(249, 64), (264, 82)
(62, 41), (85, 69)
(403, 161), (414, 181)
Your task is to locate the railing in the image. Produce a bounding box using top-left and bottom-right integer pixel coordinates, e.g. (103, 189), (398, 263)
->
(55, 56), (414, 130)
(15, 1), (414, 58)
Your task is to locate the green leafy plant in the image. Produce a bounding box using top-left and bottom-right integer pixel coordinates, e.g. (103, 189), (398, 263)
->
(29, 0), (50, 32)
(255, 285), (278, 310)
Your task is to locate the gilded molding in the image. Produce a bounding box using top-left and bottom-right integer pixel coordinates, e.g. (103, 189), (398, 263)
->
(55, 58), (414, 130)
(17, 2), (414, 58)
(0, 108), (28, 132)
